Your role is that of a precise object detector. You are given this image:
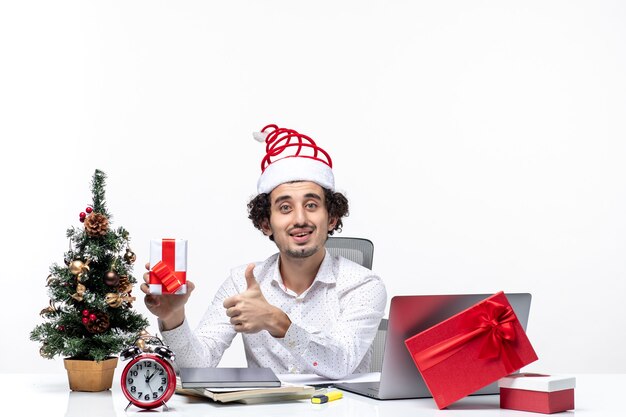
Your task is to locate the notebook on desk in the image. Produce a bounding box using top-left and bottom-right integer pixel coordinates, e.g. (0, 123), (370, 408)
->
(179, 367), (281, 389)
(175, 376), (315, 404)
(335, 293), (533, 400)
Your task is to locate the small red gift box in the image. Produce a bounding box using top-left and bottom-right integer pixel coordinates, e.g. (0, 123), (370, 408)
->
(499, 373), (575, 414)
(149, 238), (187, 295)
(404, 291), (538, 409)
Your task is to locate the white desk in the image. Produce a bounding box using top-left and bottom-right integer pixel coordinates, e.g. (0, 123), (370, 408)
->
(3, 373), (623, 416)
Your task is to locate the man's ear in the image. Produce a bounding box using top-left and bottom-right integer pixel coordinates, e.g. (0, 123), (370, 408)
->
(328, 217), (338, 232)
(261, 219), (272, 237)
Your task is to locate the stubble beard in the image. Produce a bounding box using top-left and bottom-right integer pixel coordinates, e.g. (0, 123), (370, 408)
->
(284, 244), (320, 259)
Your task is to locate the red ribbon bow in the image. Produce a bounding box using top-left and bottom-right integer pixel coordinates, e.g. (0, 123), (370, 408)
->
(151, 239), (185, 293)
(413, 299), (524, 374)
(152, 261), (183, 293)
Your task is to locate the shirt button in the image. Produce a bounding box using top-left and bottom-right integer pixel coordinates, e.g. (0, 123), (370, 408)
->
(296, 298), (303, 303)
(288, 341), (295, 348)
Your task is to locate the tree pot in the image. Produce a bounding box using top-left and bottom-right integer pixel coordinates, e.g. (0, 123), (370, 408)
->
(63, 357), (118, 392)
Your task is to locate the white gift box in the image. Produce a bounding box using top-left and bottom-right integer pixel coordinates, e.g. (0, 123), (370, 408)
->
(149, 238), (187, 295)
(499, 373), (576, 414)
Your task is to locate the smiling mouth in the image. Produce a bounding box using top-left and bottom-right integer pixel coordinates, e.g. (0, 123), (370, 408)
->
(289, 229), (314, 243)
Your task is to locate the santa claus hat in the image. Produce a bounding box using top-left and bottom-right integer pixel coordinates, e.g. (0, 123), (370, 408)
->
(253, 124), (334, 194)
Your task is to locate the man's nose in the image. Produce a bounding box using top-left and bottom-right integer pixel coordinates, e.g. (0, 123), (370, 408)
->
(293, 206), (307, 224)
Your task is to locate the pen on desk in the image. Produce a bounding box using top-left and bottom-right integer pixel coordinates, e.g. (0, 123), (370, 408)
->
(311, 390), (343, 404)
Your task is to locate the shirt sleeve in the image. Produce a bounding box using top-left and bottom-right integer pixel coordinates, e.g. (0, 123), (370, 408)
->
(159, 275), (239, 368)
(278, 274), (387, 379)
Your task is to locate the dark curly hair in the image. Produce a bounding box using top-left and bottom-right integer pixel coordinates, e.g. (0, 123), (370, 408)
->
(248, 185), (349, 241)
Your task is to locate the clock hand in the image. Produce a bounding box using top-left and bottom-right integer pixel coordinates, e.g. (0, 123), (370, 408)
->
(146, 369), (157, 382)
(146, 378), (154, 393)
(144, 370), (156, 393)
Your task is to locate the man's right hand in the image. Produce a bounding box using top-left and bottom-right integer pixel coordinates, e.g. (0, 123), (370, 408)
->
(140, 263), (195, 330)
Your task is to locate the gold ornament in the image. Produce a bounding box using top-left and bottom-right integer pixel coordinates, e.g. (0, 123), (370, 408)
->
(136, 330), (150, 350)
(39, 300), (57, 316)
(105, 292), (136, 308)
(136, 338), (146, 351)
(69, 260), (84, 275)
(71, 283), (86, 301)
(105, 292), (123, 308)
(124, 248), (137, 264)
(122, 293), (136, 306)
(69, 260), (90, 276)
(39, 343), (53, 359)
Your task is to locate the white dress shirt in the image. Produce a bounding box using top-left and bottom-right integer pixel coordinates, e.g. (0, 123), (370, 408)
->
(160, 250), (387, 379)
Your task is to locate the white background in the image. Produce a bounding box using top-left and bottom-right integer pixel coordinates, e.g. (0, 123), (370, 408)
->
(1, 1), (624, 374)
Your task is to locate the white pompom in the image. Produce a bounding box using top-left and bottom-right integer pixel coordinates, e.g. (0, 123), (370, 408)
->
(253, 131), (269, 142)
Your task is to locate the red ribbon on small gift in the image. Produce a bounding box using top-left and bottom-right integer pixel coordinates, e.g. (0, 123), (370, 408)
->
(413, 299), (524, 374)
(152, 239), (185, 293)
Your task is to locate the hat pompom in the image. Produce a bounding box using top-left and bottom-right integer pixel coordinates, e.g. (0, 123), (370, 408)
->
(253, 131), (269, 143)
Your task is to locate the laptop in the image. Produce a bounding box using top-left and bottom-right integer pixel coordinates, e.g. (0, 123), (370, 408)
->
(335, 293), (532, 400)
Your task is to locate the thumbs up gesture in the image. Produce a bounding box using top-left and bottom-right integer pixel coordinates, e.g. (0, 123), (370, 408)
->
(223, 263), (290, 337)
(243, 263), (262, 293)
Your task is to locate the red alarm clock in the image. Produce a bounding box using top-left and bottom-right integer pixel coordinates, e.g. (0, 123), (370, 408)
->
(120, 335), (177, 411)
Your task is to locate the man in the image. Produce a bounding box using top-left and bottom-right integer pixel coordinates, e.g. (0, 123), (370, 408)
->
(141, 124), (386, 379)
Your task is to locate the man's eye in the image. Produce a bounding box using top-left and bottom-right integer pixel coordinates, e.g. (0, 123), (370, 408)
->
(279, 205), (291, 212)
(305, 203), (318, 209)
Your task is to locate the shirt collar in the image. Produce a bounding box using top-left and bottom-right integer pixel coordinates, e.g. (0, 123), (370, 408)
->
(315, 249), (337, 284)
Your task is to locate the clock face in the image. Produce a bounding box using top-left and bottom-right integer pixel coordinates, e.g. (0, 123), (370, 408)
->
(121, 354), (176, 409)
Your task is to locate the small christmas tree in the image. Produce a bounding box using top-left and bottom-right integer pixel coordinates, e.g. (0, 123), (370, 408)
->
(31, 169), (149, 362)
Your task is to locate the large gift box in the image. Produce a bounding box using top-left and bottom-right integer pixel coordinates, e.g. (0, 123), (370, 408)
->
(149, 238), (187, 295)
(404, 291), (538, 409)
(499, 373), (575, 414)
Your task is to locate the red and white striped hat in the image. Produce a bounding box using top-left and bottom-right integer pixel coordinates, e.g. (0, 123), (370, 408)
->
(253, 124), (334, 194)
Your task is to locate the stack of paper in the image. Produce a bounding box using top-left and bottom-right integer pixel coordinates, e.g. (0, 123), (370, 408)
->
(175, 377), (316, 404)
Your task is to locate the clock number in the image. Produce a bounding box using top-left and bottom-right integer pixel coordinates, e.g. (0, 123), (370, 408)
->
(137, 391), (143, 398)
(158, 386), (164, 392)
(146, 361), (152, 367)
(131, 370), (138, 377)
(127, 377), (134, 384)
(159, 369), (164, 375)
(144, 394), (150, 401)
(161, 377), (167, 384)
(130, 386), (136, 393)
(153, 392), (159, 399)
